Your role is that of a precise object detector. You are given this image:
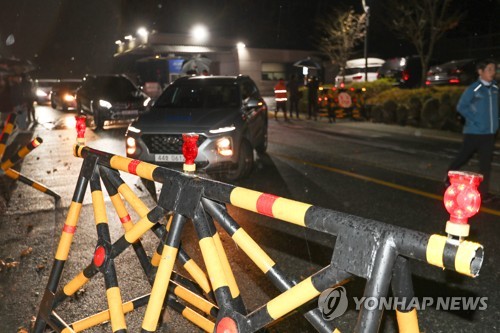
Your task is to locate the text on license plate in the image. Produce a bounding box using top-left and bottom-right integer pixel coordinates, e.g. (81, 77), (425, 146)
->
(121, 110), (138, 116)
(154, 154), (184, 162)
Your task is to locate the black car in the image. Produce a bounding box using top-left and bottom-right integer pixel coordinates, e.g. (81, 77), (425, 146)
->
(50, 79), (81, 111)
(33, 79), (58, 105)
(76, 74), (150, 129)
(425, 59), (477, 86)
(125, 75), (268, 180)
(377, 56), (423, 88)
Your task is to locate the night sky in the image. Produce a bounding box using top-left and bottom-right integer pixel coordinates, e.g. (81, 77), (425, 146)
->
(0, 0), (499, 78)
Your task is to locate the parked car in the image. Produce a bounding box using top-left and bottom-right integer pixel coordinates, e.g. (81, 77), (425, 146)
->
(335, 58), (385, 86)
(50, 79), (82, 111)
(425, 59), (478, 86)
(125, 75), (268, 180)
(377, 56), (423, 88)
(76, 74), (149, 129)
(33, 79), (58, 105)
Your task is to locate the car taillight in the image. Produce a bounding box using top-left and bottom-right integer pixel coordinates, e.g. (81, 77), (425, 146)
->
(352, 75), (363, 80)
(425, 80), (431, 85)
(402, 70), (410, 81)
(449, 78), (460, 84)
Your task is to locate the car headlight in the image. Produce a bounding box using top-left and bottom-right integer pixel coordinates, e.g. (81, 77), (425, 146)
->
(209, 126), (236, 134)
(126, 136), (136, 155)
(216, 137), (233, 157)
(99, 99), (112, 109)
(63, 94), (75, 102)
(127, 125), (141, 134)
(36, 89), (47, 97)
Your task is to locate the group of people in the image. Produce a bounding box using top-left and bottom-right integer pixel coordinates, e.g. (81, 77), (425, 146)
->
(273, 59), (499, 202)
(0, 72), (36, 130)
(273, 75), (319, 121)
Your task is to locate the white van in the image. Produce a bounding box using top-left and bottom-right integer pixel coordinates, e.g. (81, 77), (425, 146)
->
(335, 57), (385, 86)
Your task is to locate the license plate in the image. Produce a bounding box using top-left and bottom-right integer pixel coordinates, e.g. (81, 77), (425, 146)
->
(120, 110), (139, 116)
(154, 154), (184, 162)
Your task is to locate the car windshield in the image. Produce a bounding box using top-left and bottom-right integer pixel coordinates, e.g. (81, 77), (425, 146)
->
(88, 77), (137, 98)
(435, 59), (473, 72)
(53, 81), (81, 90)
(345, 67), (380, 75)
(155, 83), (240, 109)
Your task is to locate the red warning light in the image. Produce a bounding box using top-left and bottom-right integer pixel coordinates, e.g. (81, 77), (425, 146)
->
(444, 171), (483, 237)
(75, 116), (86, 145)
(93, 246), (106, 267)
(182, 133), (199, 166)
(216, 317), (238, 333)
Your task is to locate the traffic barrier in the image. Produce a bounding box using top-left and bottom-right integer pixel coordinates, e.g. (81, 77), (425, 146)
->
(318, 87), (365, 121)
(33, 136), (485, 332)
(0, 113), (60, 199)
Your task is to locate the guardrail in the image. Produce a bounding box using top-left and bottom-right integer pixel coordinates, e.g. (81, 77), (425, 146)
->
(32, 131), (484, 333)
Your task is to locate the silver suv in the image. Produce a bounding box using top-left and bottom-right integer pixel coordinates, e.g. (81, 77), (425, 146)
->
(125, 75), (268, 180)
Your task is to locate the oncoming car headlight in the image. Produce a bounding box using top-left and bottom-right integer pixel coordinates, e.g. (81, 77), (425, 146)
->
(126, 137), (136, 155)
(63, 94), (75, 102)
(99, 99), (112, 109)
(216, 137), (233, 157)
(36, 89), (47, 97)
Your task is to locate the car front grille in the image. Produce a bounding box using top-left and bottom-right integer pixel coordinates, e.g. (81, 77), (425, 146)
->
(142, 134), (207, 154)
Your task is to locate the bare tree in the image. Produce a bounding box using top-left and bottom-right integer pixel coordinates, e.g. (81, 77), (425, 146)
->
(316, 8), (367, 81)
(387, 0), (463, 86)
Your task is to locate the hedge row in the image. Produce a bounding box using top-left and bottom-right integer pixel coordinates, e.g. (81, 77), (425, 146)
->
(298, 80), (468, 132)
(364, 84), (466, 132)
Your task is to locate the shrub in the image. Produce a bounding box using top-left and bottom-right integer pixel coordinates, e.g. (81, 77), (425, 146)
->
(382, 100), (398, 124)
(420, 98), (442, 129)
(365, 86), (466, 131)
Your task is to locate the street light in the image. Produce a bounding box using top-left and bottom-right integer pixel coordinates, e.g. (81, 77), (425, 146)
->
(137, 27), (149, 44)
(137, 27), (148, 38)
(191, 24), (209, 43)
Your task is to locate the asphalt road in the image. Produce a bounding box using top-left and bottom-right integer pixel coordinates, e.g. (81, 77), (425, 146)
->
(0, 106), (498, 332)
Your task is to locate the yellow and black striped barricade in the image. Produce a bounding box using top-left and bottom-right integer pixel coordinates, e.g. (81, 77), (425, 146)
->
(0, 112), (17, 160)
(33, 145), (484, 333)
(0, 136), (61, 199)
(0, 113), (60, 199)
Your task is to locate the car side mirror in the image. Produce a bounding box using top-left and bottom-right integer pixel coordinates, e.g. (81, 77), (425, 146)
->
(244, 97), (260, 109)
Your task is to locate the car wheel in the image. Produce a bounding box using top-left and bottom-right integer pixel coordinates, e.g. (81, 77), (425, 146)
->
(94, 112), (104, 130)
(225, 139), (253, 181)
(89, 101), (104, 130)
(255, 128), (268, 155)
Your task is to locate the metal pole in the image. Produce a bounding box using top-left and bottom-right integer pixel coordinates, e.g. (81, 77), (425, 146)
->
(364, 5), (370, 82)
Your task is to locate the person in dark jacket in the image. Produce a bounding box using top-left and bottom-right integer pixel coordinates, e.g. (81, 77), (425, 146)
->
(287, 74), (300, 119)
(445, 59), (499, 202)
(307, 76), (319, 120)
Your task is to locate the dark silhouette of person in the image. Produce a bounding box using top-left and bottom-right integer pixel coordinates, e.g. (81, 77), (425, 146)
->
(287, 74), (300, 118)
(307, 76), (319, 120)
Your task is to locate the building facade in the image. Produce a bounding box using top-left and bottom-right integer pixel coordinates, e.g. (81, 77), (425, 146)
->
(113, 31), (335, 96)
